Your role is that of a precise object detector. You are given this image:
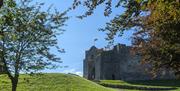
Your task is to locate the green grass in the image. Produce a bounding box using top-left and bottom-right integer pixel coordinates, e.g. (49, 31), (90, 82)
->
(0, 73), (116, 91)
(98, 80), (180, 91)
(1, 73), (179, 91)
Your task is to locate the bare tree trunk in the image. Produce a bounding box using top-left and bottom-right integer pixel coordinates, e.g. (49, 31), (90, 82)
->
(1, 35), (20, 91)
(0, 0), (3, 8)
(11, 77), (18, 91)
(176, 0), (179, 3)
(12, 61), (20, 91)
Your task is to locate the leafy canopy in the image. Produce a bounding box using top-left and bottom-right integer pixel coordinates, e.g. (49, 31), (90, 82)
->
(0, 0), (68, 74)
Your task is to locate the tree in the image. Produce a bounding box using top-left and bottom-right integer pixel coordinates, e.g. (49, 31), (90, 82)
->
(0, 0), (68, 91)
(0, 0), (3, 8)
(72, 0), (180, 78)
(0, 0), (15, 8)
(131, 1), (180, 78)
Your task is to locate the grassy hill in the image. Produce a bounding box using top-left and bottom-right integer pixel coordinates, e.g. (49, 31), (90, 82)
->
(1, 73), (179, 91)
(0, 73), (116, 91)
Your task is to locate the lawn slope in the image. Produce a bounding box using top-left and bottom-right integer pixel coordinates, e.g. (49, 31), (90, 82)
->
(0, 73), (116, 91)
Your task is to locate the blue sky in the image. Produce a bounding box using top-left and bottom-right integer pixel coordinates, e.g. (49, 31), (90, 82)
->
(38, 0), (133, 76)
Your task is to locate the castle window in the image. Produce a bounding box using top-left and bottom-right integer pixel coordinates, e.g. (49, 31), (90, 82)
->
(112, 74), (115, 80)
(91, 55), (94, 59)
(128, 64), (131, 67)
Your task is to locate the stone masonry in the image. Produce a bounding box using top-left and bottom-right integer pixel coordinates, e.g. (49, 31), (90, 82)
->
(83, 44), (175, 81)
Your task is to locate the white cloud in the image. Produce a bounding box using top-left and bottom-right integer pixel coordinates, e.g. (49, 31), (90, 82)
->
(62, 69), (83, 77)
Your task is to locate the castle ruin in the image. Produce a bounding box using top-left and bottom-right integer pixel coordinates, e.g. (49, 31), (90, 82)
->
(83, 44), (175, 81)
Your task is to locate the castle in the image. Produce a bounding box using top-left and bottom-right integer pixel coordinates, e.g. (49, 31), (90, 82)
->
(83, 44), (175, 81)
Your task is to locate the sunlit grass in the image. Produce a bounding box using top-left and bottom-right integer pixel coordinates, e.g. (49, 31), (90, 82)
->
(1, 73), (179, 91)
(0, 73), (116, 91)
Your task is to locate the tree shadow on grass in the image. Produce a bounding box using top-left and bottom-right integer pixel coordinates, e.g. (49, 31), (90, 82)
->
(101, 84), (177, 91)
(99, 80), (180, 91)
(127, 79), (180, 87)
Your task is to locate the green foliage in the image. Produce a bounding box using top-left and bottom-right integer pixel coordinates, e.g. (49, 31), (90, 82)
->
(0, 73), (116, 91)
(0, 0), (68, 91)
(0, 0), (68, 74)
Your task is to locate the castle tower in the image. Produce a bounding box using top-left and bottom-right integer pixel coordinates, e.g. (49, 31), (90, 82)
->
(83, 44), (175, 81)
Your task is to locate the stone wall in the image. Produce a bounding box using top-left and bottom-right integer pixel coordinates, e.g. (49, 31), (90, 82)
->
(83, 44), (175, 81)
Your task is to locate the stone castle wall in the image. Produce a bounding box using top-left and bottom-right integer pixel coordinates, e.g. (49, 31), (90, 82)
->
(83, 44), (175, 81)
